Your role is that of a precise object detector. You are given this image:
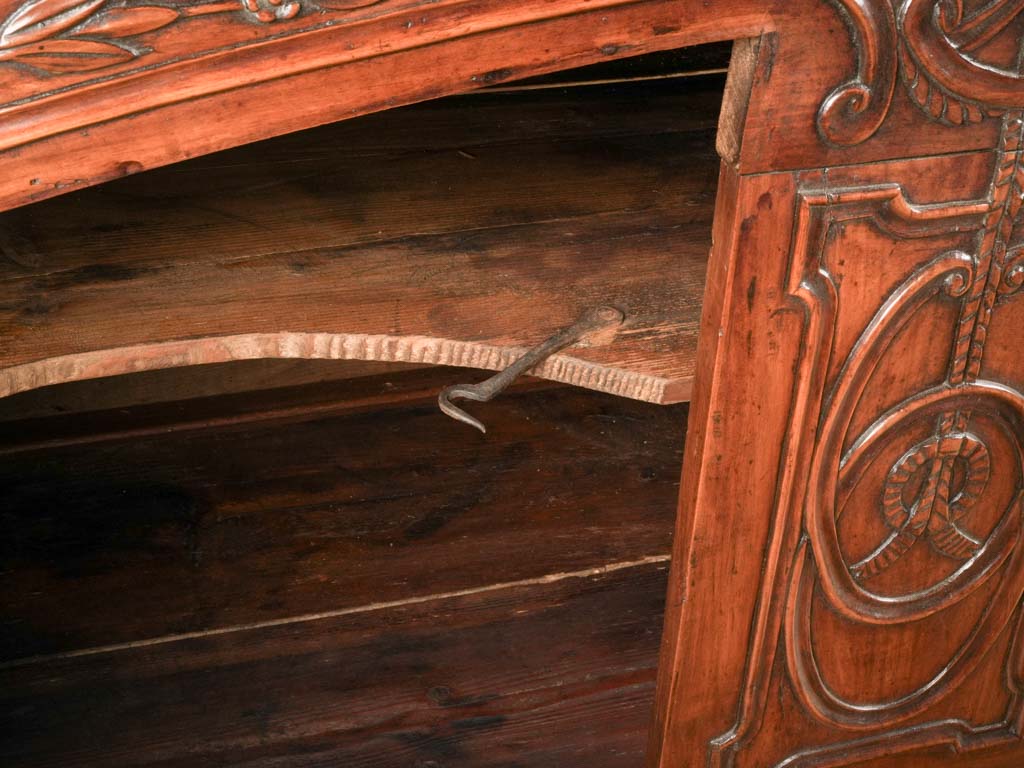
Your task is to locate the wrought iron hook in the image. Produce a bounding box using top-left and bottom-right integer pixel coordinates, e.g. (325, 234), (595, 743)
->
(438, 306), (625, 433)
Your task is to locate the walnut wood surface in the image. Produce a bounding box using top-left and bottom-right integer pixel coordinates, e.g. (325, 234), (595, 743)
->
(0, 0), (1009, 209)
(5, 0), (1024, 766)
(1, 562), (670, 768)
(0, 377), (682, 767)
(648, 144), (1024, 767)
(0, 82), (717, 405)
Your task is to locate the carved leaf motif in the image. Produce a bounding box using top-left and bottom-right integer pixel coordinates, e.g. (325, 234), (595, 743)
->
(0, 0), (105, 47)
(73, 6), (178, 37)
(9, 37), (132, 71)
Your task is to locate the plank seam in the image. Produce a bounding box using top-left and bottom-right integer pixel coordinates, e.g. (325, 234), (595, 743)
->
(0, 554), (671, 669)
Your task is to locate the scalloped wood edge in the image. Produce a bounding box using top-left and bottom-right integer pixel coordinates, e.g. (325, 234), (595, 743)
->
(0, 331), (690, 405)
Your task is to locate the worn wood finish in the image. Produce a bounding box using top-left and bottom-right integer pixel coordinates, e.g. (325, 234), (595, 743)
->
(0, 359), (430, 421)
(0, 363), (517, 450)
(0, 560), (671, 768)
(0, 81), (717, 404)
(5, 0), (1024, 766)
(0, 0), (762, 209)
(0, 0), (1011, 209)
(0, 375), (686, 660)
(0, 378), (680, 767)
(650, 79), (1024, 768)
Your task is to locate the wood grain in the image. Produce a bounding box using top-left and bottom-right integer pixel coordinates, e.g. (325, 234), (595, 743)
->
(0, 358), (426, 422)
(0, 0), (1006, 212)
(5, 0), (1024, 764)
(0, 376), (682, 767)
(0, 560), (671, 768)
(648, 143), (1024, 767)
(0, 375), (686, 660)
(0, 0), (766, 210)
(0, 82), (718, 405)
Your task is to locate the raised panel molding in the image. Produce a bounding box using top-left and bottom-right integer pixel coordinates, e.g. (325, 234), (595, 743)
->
(708, 112), (1024, 767)
(758, 13), (1024, 760)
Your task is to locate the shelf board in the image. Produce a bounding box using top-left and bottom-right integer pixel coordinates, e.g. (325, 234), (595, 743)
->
(0, 373), (685, 657)
(0, 81), (720, 404)
(0, 376), (683, 765)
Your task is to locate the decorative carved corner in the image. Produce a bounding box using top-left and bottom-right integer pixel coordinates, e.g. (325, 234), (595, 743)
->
(821, 0), (1024, 145)
(817, 0), (898, 147)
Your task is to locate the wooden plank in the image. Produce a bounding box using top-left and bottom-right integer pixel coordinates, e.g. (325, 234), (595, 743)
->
(0, 81), (722, 281)
(0, 560), (669, 768)
(0, 365), (543, 451)
(647, 146), (1024, 765)
(0, 0), (769, 211)
(0, 359), (427, 422)
(0, 0), (995, 211)
(0, 379), (686, 660)
(0, 366), (580, 455)
(0, 81), (718, 405)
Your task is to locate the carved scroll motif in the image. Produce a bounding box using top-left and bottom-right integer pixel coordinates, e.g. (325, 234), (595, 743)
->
(818, 0), (899, 146)
(711, 111), (1024, 767)
(780, 116), (1024, 761)
(821, 0), (1024, 144)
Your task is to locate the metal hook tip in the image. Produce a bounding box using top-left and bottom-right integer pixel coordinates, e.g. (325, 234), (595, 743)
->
(437, 306), (625, 433)
(438, 388), (488, 433)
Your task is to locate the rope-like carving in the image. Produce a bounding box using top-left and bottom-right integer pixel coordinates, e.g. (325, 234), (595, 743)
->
(784, 111), (1024, 732)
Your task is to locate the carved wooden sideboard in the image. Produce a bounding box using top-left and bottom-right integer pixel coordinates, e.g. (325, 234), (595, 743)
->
(2, 0), (1024, 766)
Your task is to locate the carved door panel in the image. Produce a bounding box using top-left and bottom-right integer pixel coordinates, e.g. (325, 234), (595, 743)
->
(648, 82), (1024, 768)
(740, 154), (1024, 767)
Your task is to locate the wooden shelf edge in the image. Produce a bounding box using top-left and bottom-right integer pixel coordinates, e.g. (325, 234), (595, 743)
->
(1, 81), (714, 409)
(0, 331), (687, 406)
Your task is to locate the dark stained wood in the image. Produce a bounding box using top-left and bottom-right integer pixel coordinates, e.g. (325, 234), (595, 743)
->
(0, 81), (719, 405)
(0, 560), (670, 768)
(0, 81), (724, 280)
(0, 359), (427, 422)
(0, 374), (686, 660)
(491, 42), (731, 90)
(0, 364), (536, 452)
(0, 372), (681, 768)
(0, 75), (719, 421)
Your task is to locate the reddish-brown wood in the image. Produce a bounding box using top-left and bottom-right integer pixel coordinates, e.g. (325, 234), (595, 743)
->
(4, 0), (1024, 766)
(649, 119), (1024, 768)
(0, 0), (1010, 209)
